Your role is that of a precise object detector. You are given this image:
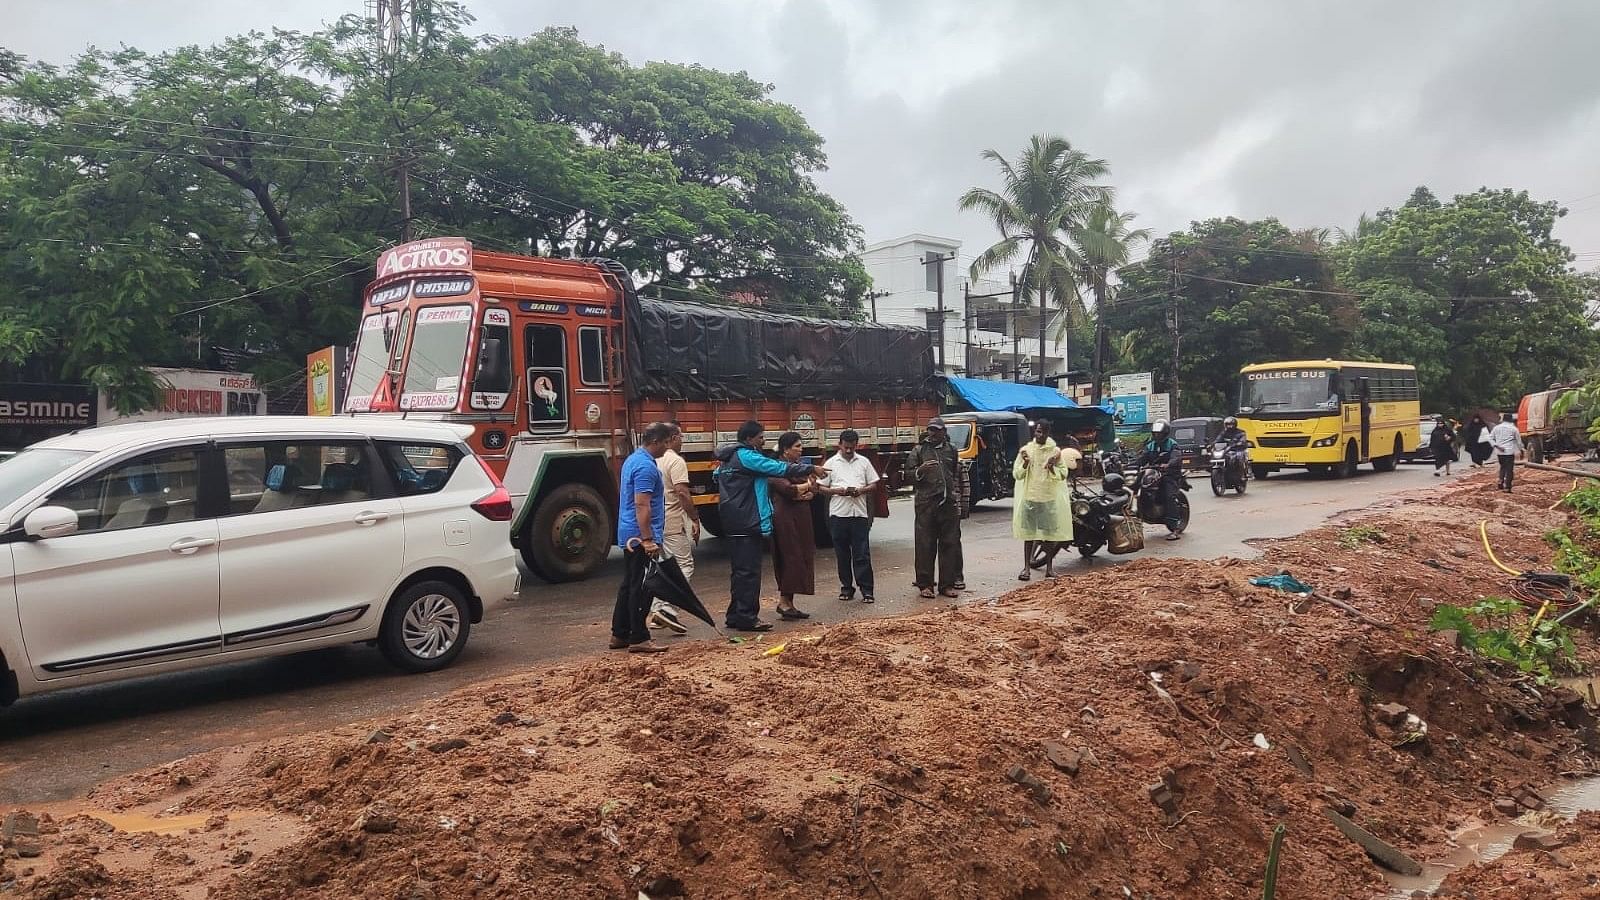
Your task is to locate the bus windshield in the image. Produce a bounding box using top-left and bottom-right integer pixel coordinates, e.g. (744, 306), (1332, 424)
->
(400, 305), (473, 411)
(1239, 369), (1339, 415)
(345, 311), (396, 412)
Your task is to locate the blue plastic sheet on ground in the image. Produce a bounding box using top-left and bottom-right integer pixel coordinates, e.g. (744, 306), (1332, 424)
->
(1250, 573), (1314, 594)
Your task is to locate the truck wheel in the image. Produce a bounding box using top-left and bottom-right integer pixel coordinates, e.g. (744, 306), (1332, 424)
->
(521, 483), (612, 583)
(811, 496), (834, 549)
(698, 505), (724, 538)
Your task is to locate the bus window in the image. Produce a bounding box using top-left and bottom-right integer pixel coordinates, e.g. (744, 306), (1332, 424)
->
(400, 306), (472, 411)
(526, 324), (569, 431)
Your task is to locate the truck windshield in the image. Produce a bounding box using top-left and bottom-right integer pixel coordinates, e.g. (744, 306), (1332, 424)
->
(401, 305), (473, 411)
(345, 311), (396, 411)
(1239, 369), (1339, 415)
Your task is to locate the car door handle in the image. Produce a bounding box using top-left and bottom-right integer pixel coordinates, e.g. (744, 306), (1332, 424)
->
(353, 511), (390, 526)
(169, 537), (217, 554)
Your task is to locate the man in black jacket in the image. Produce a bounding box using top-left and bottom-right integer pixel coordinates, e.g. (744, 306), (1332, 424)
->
(714, 420), (824, 631)
(904, 419), (963, 598)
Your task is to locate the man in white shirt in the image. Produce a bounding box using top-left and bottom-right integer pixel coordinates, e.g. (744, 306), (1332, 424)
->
(1488, 412), (1525, 492)
(818, 430), (880, 603)
(648, 424), (700, 634)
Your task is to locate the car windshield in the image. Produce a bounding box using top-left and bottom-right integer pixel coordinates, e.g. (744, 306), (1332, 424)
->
(0, 448), (92, 510)
(401, 305), (473, 411)
(345, 311), (397, 412)
(1239, 369), (1339, 414)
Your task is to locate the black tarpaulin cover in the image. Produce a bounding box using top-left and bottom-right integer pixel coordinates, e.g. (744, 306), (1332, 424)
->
(624, 294), (936, 402)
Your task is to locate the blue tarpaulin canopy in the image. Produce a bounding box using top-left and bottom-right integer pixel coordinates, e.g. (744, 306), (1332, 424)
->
(943, 376), (1078, 412)
(942, 377), (1118, 449)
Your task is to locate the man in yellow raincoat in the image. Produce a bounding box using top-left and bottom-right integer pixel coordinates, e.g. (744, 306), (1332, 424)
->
(1013, 420), (1078, 580)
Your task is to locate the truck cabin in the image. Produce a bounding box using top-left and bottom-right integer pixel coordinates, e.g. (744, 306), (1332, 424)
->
(344, 239), (626, 462)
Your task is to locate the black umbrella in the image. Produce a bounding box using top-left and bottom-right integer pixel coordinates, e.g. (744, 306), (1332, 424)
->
(640, 553), (723, 636)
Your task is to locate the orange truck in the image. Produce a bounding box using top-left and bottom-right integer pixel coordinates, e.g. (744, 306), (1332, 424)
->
(342, 238), (939, 582)
(1518, 384), (1590, 463)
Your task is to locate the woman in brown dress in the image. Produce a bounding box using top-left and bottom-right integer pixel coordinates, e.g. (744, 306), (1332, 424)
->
(769, 431), (817, 620)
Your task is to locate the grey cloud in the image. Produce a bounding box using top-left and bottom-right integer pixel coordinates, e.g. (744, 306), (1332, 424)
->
(8, 0), (1600, 262)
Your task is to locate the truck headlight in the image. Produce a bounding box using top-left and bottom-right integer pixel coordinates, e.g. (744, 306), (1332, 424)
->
(1311, 436), (1338, 448)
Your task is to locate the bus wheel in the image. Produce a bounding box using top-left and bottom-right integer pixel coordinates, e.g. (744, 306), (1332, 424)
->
(1371, 437), (1401, 473)
(1334, 442), (1360, 479)
(521, 483), (612, 583)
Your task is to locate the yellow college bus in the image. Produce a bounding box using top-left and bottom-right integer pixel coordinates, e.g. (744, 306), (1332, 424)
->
(1237, 360), (1421, 479)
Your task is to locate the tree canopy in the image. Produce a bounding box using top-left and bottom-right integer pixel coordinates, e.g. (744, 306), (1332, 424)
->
(0, 5), (868, 404)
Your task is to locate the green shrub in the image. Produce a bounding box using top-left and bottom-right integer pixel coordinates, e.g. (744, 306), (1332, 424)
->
(1429, 597), (1578, 685)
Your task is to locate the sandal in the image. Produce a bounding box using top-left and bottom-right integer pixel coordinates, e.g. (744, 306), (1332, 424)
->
(939, 588), (960, 598)
(1017, 570), (1031, 582)
(918, 587), (936, 599)
(777, 607), (811, 620)
(838, 590), (854, 602)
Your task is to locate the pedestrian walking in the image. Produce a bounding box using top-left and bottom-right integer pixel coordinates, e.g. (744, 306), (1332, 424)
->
(1430, 416), (1457, 477)
(818, 429), (879, 603)
(646, 423), (699, 635)
(905, 418), (963, 599)
(1488, 412), (1525, 492)
(1013, 420), (1074, 580)
(610, 422), (676, 654)
(1464, 414), (1491, 468)
(713, 420), (824, 632)
(768, 432), (818, 620)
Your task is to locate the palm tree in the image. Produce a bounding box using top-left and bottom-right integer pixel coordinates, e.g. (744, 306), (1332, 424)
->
(1071, 203), (1149, 404)
(959, 135), (1110, 384)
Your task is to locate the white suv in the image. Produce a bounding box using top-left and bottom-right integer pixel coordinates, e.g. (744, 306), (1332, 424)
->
(0, 416), (518, 705)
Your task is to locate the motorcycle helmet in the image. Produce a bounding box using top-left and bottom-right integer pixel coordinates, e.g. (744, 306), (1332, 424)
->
(1102, 472), (1126, 493)
(1223, 416), (1238, 429)
(1151, 421), (1170, 439)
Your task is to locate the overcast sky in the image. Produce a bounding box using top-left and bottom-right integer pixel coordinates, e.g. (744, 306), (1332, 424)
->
(12, 1), (1600, 271)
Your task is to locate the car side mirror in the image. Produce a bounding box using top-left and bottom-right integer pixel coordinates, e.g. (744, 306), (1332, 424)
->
(24, 505), (79, 540)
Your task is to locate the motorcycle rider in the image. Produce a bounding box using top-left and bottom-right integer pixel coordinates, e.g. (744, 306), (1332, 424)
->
(1214, 416), (1249, 484)
(1137, 420), (1185, 541)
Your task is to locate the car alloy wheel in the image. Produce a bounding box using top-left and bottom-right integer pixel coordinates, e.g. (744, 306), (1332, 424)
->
(402, 592), (462, 660)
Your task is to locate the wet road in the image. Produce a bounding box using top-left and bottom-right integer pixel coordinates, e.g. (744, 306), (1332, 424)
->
(0, 461), (1470, 804)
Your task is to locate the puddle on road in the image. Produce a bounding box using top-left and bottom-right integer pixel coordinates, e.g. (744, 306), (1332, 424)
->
(1382, 775), (1600, 898)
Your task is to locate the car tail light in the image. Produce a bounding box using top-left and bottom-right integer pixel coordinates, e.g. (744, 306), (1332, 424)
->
(469, 455), (513, 521)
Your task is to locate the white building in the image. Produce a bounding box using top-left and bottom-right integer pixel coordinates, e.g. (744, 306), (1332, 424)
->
(860, 234), (1072, 385)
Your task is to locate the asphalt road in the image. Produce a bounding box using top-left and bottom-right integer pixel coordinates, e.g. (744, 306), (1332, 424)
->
(0, 460), (1470, 804)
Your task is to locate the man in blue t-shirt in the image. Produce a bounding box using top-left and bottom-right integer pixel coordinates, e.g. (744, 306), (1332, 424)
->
(611, 422), (676, 652)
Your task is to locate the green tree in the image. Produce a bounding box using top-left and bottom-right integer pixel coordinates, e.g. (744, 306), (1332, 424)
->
(0, 7), (869, 403)
(1112, 217), (1355, 414)
(1070, 203), (1149, 403)
(958, 134), (1110, 380)
(1341, 186), (1598, 411)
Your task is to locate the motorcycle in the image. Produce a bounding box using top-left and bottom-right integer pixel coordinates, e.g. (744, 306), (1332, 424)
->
(1208, 443), (1249, 497)
(1030, 474), (1138, 566)
(1133, 466), (1191, 534)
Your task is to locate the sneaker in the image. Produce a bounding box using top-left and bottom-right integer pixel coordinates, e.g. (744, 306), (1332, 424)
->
(648, 608), (688, 635)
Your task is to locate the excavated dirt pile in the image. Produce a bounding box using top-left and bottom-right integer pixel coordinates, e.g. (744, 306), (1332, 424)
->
(4, 471), (1599, 899)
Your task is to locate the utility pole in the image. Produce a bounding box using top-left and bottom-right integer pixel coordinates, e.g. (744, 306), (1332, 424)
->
(1168, 254), (1181, 419)
(962, 282), (971, 376)
(374, 0), (420, 242)
(921, 252), (956, 372)
(1010, 271), (1021, 383)
(1091, 274), (1107, 406)
(1037, 288), (1049, 387)
(865, 289), (888, 324)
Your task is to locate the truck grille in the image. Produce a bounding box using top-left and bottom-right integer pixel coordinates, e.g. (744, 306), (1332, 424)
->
(1257, 436), (1310, 448)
